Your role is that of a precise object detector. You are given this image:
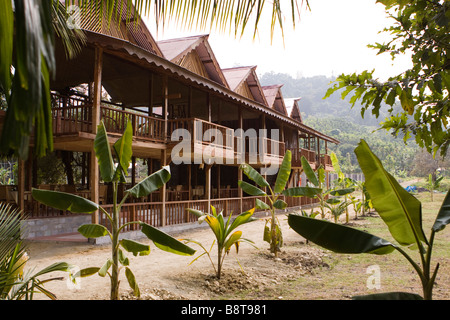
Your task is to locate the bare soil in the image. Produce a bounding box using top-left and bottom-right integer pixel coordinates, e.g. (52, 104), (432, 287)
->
(25, 206), (450, 301)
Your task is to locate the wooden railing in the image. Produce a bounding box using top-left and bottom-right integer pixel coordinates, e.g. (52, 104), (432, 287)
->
(291, 148), (316, 167)
(168, 118), (234, 146)
(168, 118), (237, 162)
(51, 93), (165, 142)
(101, 105), (165, 142)
(320, 154), (332, 168)
(98, 195), (273, 232)
(52, 94), (92, 135)
(301, 148), (316, 163)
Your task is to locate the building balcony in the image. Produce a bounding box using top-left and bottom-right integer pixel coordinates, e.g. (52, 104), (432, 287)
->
(291, 147), (317, 169)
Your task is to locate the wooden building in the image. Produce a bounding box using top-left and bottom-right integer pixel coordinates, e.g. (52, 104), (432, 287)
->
(0, 4), (339, 238)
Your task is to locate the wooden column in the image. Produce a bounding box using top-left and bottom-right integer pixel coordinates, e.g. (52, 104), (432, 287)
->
(207, 93), (211, 122)
(17, 160), (25, 212)
(131, 156), (136, 186)
(90, 46), (103, 224)
(217, 165), (221, 199)
(238, 107), (243, 213)
(162, 75), (168, 141)
(160, 150), (167, 227)
(188, 164), (192, 200)
(205, 164), (211, 213)
(148, 73), (153, 116)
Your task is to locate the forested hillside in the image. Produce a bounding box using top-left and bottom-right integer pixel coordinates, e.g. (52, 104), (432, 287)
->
(259, 72), (420, 177)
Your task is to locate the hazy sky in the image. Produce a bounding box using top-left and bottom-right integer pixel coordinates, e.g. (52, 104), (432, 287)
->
(145, 0), (411, 80)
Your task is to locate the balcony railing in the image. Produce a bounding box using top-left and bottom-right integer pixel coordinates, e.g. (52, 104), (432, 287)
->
(320, 154), (332, 168)
(291, 147), (316, 167)
(52, 94), (92, 134)
(101, 105), (165, 142)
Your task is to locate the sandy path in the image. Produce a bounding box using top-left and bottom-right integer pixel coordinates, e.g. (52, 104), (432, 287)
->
(25, 210), (309, 300)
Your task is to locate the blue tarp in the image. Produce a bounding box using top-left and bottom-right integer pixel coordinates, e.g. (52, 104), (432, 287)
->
(405, 186), (417, 192)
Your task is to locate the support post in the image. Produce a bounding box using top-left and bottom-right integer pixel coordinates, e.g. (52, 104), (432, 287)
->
(160, 150), (167, 227)
(90, 46), (103, 224)
(206, 164), (211, 213)
(17, 160), (25, 213)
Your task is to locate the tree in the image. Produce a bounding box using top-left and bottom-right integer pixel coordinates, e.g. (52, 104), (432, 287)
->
(0, 1), (85, 159)
(324, 0), (449, 157)
(0, 0), (307, 160)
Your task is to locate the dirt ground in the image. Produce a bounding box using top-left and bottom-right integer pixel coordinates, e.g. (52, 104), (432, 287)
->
(24, 207), (449, 301)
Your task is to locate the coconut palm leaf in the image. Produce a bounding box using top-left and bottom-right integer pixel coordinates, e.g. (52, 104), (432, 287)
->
(0, 0), (85, 160)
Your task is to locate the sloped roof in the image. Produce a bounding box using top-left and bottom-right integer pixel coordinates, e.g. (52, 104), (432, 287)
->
(67, 0), (163, 57)
(222, 66), (268, 106)
(262, 85), (288, 116)
(157, 35), (229, 88)
(284, 97), (303, 123)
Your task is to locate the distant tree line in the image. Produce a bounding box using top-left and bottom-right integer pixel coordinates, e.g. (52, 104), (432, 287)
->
(259, 72), (449, 178)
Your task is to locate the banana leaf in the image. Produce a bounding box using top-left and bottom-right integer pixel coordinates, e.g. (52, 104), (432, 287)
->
(353, 292), (423, 300)
(287, 214), (395, 254)
(94, 121), (115, 182)
(240, 163), (270, 189)
(228, 208), (256, 233)
(224, 231), (242, 252)
(329, 188), (355, 196)
(330, 152), (345, 180)
(273, 199), (287, 210)
(125, 267), (140, 297)
(32, 189), (98, 213)
(255, 198), (270, 210)
(274, 150), (292, 194)
(238, 180), (266, 196)
(126, 166), (171, 198)
(301, 156), (319, 187)
(282, 186), (322, 197)
(139, 222), (195, 256)
(432, 189), (450, 232)
(78, 224), (110, 239)
(120, 239), (150, 256)
(354, 139), (428, 247)
(113, 119), (133, 179)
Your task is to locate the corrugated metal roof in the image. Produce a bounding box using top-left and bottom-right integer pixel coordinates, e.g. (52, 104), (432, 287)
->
(157, 35), (229, 88)
(65, 0), (163, 57)
(285, 98), (303, 122)
(85, 32), (339, 144)
(222, 66), (268, 106)
(263, 85), (288, 116)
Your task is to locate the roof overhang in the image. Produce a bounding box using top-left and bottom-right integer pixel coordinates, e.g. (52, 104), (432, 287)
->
(57, 30), (339, 144)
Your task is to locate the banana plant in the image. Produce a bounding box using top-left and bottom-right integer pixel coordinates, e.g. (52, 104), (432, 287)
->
(0, 203), (74, 300)
(32, 120), (195, 300)
(330, 152), (356, 222)
(428, 173), (444, 202)
(288, 139), (450, 300)
(325, 197), (351, 223)
(185, 206), (256, 279)
(239, 150), (322, 257)
(292, 155), (354, 220)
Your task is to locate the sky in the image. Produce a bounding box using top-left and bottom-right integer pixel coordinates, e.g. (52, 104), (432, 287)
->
(144, 0), (412, 80)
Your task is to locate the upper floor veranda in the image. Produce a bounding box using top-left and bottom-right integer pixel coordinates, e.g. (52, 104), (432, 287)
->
(39, 30), (337, 171)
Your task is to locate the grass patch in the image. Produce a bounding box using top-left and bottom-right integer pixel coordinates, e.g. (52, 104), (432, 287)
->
(273, 192), (450, 300)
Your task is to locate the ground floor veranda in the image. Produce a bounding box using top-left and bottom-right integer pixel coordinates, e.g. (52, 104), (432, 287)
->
(1, 158), (320, 236)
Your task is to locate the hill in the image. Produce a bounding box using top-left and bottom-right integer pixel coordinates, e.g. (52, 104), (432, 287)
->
(259, 72), (418, 176)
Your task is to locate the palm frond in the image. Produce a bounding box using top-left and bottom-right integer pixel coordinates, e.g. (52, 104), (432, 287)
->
(0, 203), (27, 299)
(68, 0), (308, 41)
